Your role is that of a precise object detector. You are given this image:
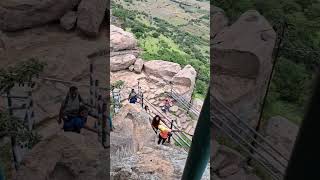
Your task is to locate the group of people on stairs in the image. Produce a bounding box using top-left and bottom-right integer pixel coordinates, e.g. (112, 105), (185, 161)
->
(128, 87), (179, 145)
(58, 86), (113, 134)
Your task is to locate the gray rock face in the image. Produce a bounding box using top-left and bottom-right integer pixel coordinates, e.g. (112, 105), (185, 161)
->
(213, 145), (245, 174)
(264, 116), (299, 154)
(60, 11), (77, 30)
(172, 64), (197, 102)
(133, 58), (144, 73)
(0, 0), (81, 31)
(110, 104), (210, 180)
(0, 25), (107, 125)
(110, 25), (137, 51)
(77, 0), (107, 36)
(13, 131), (108, 180)
(257, 116), (299, 172)
(212, 10), (276, 126)
(211, 5), (228, 37)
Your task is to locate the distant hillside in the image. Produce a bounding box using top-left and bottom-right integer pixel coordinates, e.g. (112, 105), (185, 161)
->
(111, 0), (209, 98)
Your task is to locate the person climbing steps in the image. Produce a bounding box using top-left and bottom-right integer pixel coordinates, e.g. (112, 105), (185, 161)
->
(151, 115), (161, 132)
(157, 124), (179, 145)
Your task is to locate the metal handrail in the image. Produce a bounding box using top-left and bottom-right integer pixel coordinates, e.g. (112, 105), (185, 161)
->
(169, 92), (200, 116)
(214, 105), (288, 169)
(212, 115), (282, 180)
(213, 111), (286, 175)
(168, 82), (287, 179)
(212, 95), (289, 162)
(141, 96), (192, 148)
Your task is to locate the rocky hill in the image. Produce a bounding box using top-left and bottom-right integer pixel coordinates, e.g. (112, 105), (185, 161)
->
(211, 5), (300, 180)
(110, 103), (210, 180)
(0, 0), (108, 179)
(0, 0), (107, 124)
(110, 24), (203, 135)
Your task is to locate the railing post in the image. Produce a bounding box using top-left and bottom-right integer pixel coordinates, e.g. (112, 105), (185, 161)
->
(89, 63), (94, 111)
(111, 86), (115, 114)
(182, 92), (210, 180)
(6, 90), (19, 171)
(94, 80), (99, 108)
(141, 93), (144, 108)
(138, 80), (140, 96)
(168, 119), (173, 143)
(97, 95), (102, 143)
(101, 100), (107, 147)
(170, 81), (173, 95)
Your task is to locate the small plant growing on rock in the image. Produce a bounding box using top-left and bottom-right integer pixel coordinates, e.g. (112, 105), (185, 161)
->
(112, 80), (125, 89)
(0, 58), (45, 148)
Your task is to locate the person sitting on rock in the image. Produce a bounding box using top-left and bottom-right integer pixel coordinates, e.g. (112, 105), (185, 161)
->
(151, 115), (161, 132)
(128, 89), (137, 104)
(58, 86), (84, 124)
(161, 98), (172, 114)
(63, 106), (88, 133)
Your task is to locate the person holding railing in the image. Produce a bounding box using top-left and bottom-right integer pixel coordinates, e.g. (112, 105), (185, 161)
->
(157, 124), (180, 145)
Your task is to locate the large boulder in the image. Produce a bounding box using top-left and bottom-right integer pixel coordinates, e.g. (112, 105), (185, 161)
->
(111, 104), (154, 155)
(172, 65), (197, 101)
(192, 98), (204, 112)
(111, 25), (137, 52)
(264, 116), (299, 156)
(0, 0), (81, 31)
(13, 131), (108, 180)
(257, 116), (299, 172)
(133, 58), (144, 73)
(110, 54), (136, 72)
(211, 10), (276, 126)
(0, 25), (107, 124)
(213, 145), (245, 178)
(77, 0), (107, 37)
(0, 30), (6, 50)
(211, 5), (228, 37)
(144, 60), (181, 82)
(60, 11), (77, 30)
(172, 65), (197, 87)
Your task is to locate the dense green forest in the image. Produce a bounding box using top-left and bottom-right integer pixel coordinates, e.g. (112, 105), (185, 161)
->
(111, 2), (210, 99)
(213, 0), (320, 124)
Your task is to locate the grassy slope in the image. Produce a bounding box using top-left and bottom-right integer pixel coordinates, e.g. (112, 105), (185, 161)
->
(112, 0), (209, 99)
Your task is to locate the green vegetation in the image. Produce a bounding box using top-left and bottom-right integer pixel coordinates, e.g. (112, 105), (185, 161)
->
(0, 58), (46, 93)
(214, 0), (320, 125)
(0, 59), (44, 147)
(111, 2), (209, 98)
(111, 80), (125, 89)
(0, 59), (44, 179)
